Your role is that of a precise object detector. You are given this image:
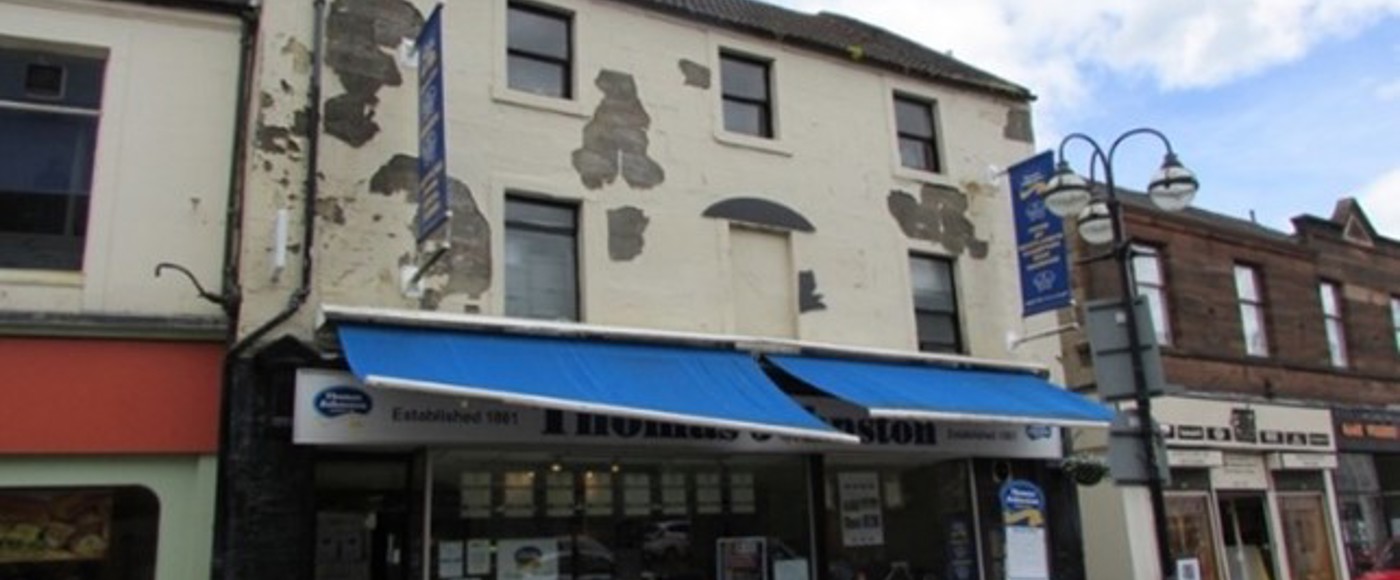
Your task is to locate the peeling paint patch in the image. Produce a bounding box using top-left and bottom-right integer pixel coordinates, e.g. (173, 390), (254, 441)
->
(255, 125), (294, 154)
(419, 178), (492, 299)
(571, 70), (665, 190)
(607, 206), (649, 261)
(259, 91), (274, 108)
(798, 270), (826, 312)
(315, 197), (347, 225)
(887, 184), (989, 259)
(1004, 108), (1034, 143)
(678, 59), (710, 88)
(702, 197), (815, 232)
(324, 0), (423, 147)
(281, 37), (313, 75)
(369, 153), (418, 198)
(291, 107), (311, 135)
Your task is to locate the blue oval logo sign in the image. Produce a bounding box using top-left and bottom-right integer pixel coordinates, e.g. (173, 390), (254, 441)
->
(315, 386), (373, 418)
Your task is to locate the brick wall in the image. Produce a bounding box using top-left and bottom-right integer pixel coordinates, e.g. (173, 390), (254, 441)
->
(1065, 197), (1400, 407)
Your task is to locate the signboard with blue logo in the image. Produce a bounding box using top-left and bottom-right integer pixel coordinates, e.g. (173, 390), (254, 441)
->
(1000, 479), (1049, 580)
(415, 4), (449, 243)
(1008, 151), (1070, 317)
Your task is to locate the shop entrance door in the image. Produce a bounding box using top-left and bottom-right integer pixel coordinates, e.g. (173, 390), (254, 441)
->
(314, 456), (416, 580)
(1218, 495), (1277, 580)
(1278, 493), (1338, 580)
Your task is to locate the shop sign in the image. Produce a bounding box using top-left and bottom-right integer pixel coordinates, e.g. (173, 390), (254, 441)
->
(496, 537), (558, 580)
(1152, 397), (1335, 453)
(1000, 480), (1048, 580)
(1332, 407), (1400, 453)
(1267, 453), (1339, 471)
(1210, 453), (1268, 490)
(293, 370), (1062, 458)
(1167, 449), (1224, 468)
(837, 472), (884, 547)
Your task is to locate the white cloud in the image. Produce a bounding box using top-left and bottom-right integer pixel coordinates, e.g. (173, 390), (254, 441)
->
(768, 0), (1400, 130)
(1357, 167), (1400, 238)
(1376, 77), (1400, 101)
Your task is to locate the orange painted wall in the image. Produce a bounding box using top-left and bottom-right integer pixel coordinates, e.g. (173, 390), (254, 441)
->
(0, 338), (223, 454)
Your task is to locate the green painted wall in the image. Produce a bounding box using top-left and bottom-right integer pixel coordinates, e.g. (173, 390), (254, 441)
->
(0, 454), (218, 580)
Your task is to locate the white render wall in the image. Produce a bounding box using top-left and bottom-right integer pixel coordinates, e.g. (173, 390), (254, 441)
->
(241, 0), (1064, 371)
(0, 0), (239, 318)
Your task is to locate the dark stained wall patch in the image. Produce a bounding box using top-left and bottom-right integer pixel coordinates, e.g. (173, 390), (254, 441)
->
(798, 270), (826, 312)
(887, 184), (989, 259)
(437, 177), (492, 299)
(678, 59), (711, 88)
(370, 153), (418, 197)
(1004, 108), (1034, 143)
(324, 0), (423, 147)
(607, 206), (649, 261)
(571, 70), (665, 190)
(702, 198), (815, 233)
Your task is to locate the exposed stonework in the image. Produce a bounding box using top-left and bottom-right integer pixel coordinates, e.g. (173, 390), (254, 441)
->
(369, 153), (418, 197)
(678, 59), (710, 88)
(702, 197), (815, 233)
(887, 184), (989, 259)
(607, 206), (649, 261)
(571, 70), (665, 190)
(798, 270), (827, 312)
(421, 178), (491, 300)
(323, 0), (423, 147)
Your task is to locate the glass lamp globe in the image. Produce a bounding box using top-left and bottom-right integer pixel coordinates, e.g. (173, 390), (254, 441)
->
(1147, 153), (1199, 212)
(1077, 202), (1114, 245)
(1042, 161), (1092, 218)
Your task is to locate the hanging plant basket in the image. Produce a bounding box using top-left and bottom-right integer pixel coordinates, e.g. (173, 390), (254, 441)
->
(1061, 453), (1109, 486)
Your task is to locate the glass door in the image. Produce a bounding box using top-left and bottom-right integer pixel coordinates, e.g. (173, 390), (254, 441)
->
(1278, 494), (1338, 580)
(1166, 493), (1223, 580)
(1218, 495), (1276, 580)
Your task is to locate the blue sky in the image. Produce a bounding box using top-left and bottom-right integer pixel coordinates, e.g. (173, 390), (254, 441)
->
(769, 0), (1400, 236)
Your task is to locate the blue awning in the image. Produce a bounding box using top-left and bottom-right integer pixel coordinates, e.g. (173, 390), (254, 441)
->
(337, 323), (860, 444)
(766, 355), (1113, 428)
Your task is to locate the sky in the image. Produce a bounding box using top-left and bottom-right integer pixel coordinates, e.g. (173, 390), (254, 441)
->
(768, 0), (1400, 237)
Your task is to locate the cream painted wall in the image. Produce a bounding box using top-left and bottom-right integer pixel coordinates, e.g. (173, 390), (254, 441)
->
(0, 454), (219, 580)
(240, 0), (1065, 371)
(0, 0), (239, 318)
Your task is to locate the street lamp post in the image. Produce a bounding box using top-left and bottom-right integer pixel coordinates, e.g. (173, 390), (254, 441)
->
(1042, 128), (1199, 580)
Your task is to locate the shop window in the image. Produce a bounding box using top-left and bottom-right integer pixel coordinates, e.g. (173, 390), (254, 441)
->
(910, 254), (962, 353)
(1234, 264), (1270, 357)
(1166, 494), (1222, 580)
(0, 486), (159, 580)
(729, 226), (795, 338)
(505, 195), (578, 321)
(1319, 281), (1348, 368)
(0, 38), (106, 271)
(893, 94), (941, 173)
(507, 2), (573, 99)
(1131, 245), (1171, 346)
(720, 52), (773, 138)
(428, 452), (812, 580)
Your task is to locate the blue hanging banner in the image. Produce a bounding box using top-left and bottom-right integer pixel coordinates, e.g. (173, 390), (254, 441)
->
(415, 4), (449, 243)
(1008, 151), (1070, 316)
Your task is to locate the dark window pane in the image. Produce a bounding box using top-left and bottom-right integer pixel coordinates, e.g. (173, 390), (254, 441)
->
(911, 255), (960, 352)
(506, 197), (578, 321)
(507, 5), (570, 60)
(0, 45), (105, 107)
(0, 108), (98, 195)
(723, 100), (768, 137)
(507, 54), (568, 98)
(0, 486), (158, 578)
(720, 55), (768, 101)
(916, 312), (957, 344)
(506, 197), (575, 230)
(894, 97), (934, 137)
(899, 138), (935, 172)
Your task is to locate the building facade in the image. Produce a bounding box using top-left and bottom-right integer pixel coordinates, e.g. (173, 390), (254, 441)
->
(0, 0), (248, 578)
(1070, 195), (1400, 580)
(220, 1), (1107, 580)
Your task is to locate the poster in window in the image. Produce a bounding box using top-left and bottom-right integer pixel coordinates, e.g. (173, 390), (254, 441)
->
(460, 472), (493, 519)
(717, 536), (768, 580)
(0, 491), (112, 563)
(584, 472), (613, 516)
(661, 472), (688, 515)
(503, 471), (536, 518)
(697, 472), (723, 515)
(315, 511), (370, 580)
(497, 538), (559, 580)
(837, 472), (884, 547)
(624, 473), (653, 516)
(730, 472), (756, 514)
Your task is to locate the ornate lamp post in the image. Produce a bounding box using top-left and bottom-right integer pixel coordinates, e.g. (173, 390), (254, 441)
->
(1042, 128), (1199, 579)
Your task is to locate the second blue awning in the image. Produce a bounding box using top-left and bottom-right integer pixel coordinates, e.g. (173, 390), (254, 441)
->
(337, 323), (860, 444)
(766, 355), (1113, 428)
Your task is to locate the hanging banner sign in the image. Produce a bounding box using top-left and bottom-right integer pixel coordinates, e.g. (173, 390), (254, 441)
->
(1000, 479), (1049, 580)
(1007, 151), (1070, 317)
(415, 4), (449, 243)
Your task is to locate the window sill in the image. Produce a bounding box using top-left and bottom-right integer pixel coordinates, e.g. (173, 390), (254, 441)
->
(490, 84), (590, 119)
(712, 130), (793, 157)
(892, 165), (956, 188)
(0, 269), (84, 287)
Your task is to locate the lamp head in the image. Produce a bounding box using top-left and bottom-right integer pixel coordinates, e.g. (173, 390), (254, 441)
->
(1148, 152), (1198, 212)
(1042, 160), (1093, 218)
(1077, 201), (1115, 245)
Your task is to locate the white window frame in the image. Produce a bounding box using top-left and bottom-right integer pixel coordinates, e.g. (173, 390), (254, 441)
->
(1319, 281), (1348, 368)
(1233, 264), (1269, 357)
(1131, 244), (1171, 346)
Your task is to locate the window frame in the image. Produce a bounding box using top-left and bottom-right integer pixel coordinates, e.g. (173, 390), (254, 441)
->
(1391, 295), (1400, 356)
(0, 37), (105, 272)
(503, 194), (580, 321)
(1130, 244), (1172, 346)
(719, 51), (774, 139)
(1319, 280), (1348, 368)
(1233, 263), (1270, 357)
(505, 1), (574, 100)
(908, 253), (963, 354)
(892, 93), (942, 173)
